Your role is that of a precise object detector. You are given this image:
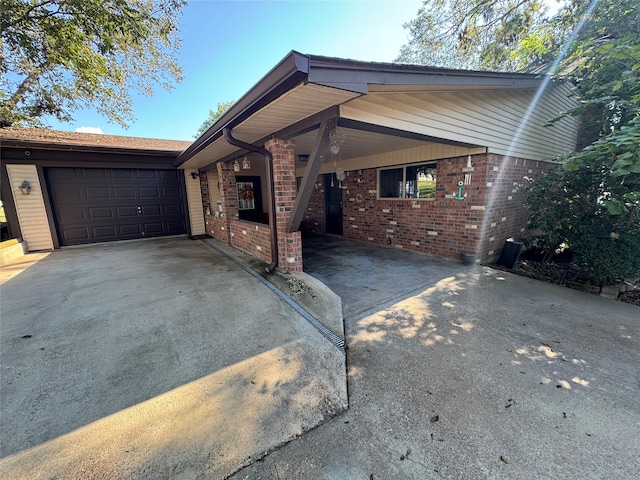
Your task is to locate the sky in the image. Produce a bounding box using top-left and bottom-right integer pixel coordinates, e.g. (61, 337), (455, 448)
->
(44, 0), (425, 141)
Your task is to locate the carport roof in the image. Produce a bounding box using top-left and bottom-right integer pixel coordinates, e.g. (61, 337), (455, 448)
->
(175, 51), (546, 169)
(0, 127), (192, 155)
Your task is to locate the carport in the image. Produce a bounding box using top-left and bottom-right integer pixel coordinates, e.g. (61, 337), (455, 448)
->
(302, 233), (465, 318)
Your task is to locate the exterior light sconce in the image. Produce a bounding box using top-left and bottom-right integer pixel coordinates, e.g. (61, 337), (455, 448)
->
(298, 154), (310, 162)
(19, 180), (31, 195)
(190, 172), (199, 179)
(233, 159), (240, 172)
(242, 155), (251, 170)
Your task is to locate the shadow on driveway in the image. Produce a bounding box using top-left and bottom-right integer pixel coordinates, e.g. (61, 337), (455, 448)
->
(232, 236), (640, 479)
(0, 237), (346, 479)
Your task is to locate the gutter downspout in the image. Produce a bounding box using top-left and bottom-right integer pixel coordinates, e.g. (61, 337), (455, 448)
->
(222, 127), (278, 273)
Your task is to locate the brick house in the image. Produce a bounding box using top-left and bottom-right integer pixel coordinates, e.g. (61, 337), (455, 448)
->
(175, 52), (578, 273)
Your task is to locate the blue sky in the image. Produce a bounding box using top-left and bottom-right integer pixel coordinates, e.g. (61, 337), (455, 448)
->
(45, 0), (424, 140)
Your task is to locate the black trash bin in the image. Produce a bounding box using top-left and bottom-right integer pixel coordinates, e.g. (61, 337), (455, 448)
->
(497, 240), (523, 269)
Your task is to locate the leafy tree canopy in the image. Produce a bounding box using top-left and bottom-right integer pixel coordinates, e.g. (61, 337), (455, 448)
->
(0, 0), (186, 128)
(396, 0), (554, 71)
(398, 0), (640, 280)
(194, 101), (235, 138)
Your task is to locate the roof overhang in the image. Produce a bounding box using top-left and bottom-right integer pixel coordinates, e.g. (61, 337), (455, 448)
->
(0, 137), (185, 157)
(175, 51), (547, 170)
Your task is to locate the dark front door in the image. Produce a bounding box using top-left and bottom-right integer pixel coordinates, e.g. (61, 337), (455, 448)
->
(325, 173), (343, 235)
(235, 176), (264, 223)
(46, 167), (187, 246)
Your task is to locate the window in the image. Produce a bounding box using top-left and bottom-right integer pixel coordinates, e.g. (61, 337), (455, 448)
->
(378, 162), (437, 199)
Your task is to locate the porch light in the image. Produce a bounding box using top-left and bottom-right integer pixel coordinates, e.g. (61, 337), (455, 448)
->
(233, 159), (240, 172)
(19, 180), (31, 195)
(242, 155), (251, 170)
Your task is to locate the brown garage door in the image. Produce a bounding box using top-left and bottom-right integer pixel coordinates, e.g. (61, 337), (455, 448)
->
(46, 167), (187, 245)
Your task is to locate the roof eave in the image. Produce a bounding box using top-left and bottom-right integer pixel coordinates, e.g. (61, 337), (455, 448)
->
(306, 54), (546, 90)
(0, 138), (184, 157)
(173, 50), (312, 167)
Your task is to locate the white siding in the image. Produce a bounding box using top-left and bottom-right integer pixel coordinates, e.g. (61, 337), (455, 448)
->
(299, 143), (486, 176)
(184, 170), (205, 236)
(340, 82), (578, 161)
(6, 164), (53, 251)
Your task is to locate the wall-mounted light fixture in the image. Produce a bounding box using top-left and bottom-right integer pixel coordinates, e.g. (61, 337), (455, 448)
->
(233, 159), (240, 172)
(298, 154), (310, 162)
(19, 180), (31, 195)
(190, 172), (199, 179)
(242, 155), (251, 170)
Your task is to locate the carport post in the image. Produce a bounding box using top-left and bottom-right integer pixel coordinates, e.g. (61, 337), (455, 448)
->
(265, 138), (302, 273)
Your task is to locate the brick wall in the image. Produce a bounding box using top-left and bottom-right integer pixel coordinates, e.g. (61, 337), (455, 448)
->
(336, 153), (552, 262)
(301, 177), (326, 234)
(205, 213), (228, 243)
(266, 138), (302, 273)
(478, 154), (552, 261)
(229, 220), (272, 263)
(340, 155), (481, 260)
(199, 170), (210, 214)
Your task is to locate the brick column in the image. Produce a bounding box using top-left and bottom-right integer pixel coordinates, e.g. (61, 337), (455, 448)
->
(215, 160), (238, 244)
(265, 138), (302, 273)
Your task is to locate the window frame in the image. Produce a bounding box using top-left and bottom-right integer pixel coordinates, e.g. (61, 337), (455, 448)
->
(377, 161), (437, 200)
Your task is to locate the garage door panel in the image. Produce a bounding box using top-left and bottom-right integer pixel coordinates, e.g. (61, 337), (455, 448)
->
(114, 187), (136, 199)
(159, 170), (180, 180)
(136, 170), (157, 180)
(88, 207), (114, 219)
(111, 170), (134, 179)
(86, 187), (111, 199)
(167, 221), (186, 233)
(58, 207), (87, 223)
(162, 187), (182, 198)
(83, 169), (109, 180)
(119, 224), (142, 236)
(93, 226), (118, 239)
(139, 187), (160, 198)
(48, 168), (81, 181)
(46, 167), (187, 246)
(63, 227), (91, 242)
(117, 206), (138, 217)
(164, 204), (183, 215)
(142, 205), (161, 215)
(144, 223), (165, 234)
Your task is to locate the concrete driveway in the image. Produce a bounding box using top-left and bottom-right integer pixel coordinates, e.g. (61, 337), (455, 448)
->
(232, 237), (640, 479)
(0, 237), (346, 479)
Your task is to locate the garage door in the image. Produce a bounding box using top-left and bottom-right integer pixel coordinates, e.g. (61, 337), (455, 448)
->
(46, 167), (187, 245)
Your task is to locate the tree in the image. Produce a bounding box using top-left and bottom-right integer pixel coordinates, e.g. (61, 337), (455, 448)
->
(0, 0), (186, 128)
(194, 101), (234, 138)
(396, 0), (554, 71)
(398, 0), (640, 282)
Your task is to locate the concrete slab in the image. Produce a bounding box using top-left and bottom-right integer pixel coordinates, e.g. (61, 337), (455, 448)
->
(231, 239), (640, 479)
(0, 237), (346, 479)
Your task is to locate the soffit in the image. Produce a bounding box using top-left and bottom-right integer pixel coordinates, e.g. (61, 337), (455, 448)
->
(291, 127), (427, 161)
(181, 83), (360, 169)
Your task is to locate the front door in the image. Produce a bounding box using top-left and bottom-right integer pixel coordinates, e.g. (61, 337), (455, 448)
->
(235, 176), (264, 223)
(325, 173), (343, 235)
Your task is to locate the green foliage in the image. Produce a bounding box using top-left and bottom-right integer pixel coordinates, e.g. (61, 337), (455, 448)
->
(399, 0), (640, 283)
(194, 101), (235, 138)
(526, 128), (640, 283)
(396, 0), (553, 71)
(0, 0), (186, 127)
